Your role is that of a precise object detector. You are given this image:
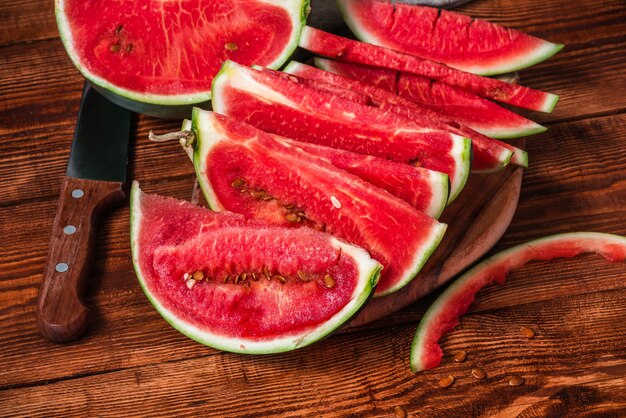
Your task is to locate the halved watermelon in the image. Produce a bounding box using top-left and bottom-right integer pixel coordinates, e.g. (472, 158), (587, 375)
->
(55, 0), (309, 117)
(211, 60), (471, 202)
(340, 1), (564, 76)
(284, 61), (529, 172)
(189, 109), (447, 297)
(131, 182), (381, 353)
(410, 232), (626, 372)
(181, 119), (449, 218)
(316, 58), (546, 140)
(299, 26), (559, 113)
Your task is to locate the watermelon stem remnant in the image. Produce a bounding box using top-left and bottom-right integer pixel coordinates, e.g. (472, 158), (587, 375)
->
(148, 130), (196, 148)
(410, 232), (626, 372)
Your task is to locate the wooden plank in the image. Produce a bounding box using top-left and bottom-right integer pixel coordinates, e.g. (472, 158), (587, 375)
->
(1, 112), (625, 388)
(0, 0), (57, 46)
(1, 289), (625, 416)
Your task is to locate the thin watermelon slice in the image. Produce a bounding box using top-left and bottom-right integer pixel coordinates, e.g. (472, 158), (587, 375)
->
(284, 61), (529, 172)
(131, 182), (381, 353)
(410, 232), (626, 372)
(211, 60), (471, 203)
(299, 26), (559, 113)
(55, 0), (309, 117)
(189, 109), (447, 297)
(316, 58), (545, 140)
(182, 118), (449, 218)
(340, 1), (564, 76)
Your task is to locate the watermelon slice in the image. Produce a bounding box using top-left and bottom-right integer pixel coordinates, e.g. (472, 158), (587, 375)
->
(410, 232), (626, 372)
(189, 109), (447, 297)
(340, 1), (564, 76)
(211, 60), (472, 202)
(299, 26), (559, 113)
(131, 182), (381, 353)
(284, 61), (529, 172)
(55, 0), (309, 117)
(181, 119), (449, 218)
(316, 58), (546, 140)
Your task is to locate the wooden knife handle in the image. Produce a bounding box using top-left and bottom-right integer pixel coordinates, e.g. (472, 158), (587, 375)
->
(37, 176), (126, 342)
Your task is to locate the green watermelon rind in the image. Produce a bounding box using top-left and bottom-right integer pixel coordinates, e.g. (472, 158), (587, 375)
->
(130, 181), (381, 354)
(410, 232), (626, 372)
(337, 0), (564, 77)
(55, 0), (310, 115)
(446, 135), (472, 204)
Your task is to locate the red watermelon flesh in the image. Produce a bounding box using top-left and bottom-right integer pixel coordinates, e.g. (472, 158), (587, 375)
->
(131, 183), (381, 353)
(299, 26), (559, 113)
(316, 58), (546, 140)
(284, 61), (529, 172)
(340, 1), (564, 76)
(269, 137), (450, 219)
(192, 110), (448, 297)
(56, 0), (306, 103)
(411, 232), (626, 372)
(211, 61), (471, 203)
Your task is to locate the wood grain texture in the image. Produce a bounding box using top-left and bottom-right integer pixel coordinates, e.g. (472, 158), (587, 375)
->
(1, 0), (626, 415)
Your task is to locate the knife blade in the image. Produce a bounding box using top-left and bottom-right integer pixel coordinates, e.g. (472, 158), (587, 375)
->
(37, 82), (132, 343)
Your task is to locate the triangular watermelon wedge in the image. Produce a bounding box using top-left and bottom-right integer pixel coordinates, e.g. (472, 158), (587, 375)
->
(181, 119), (449, 219)
(189, 109), (448, 297)
(339, 1), (564, 76)
(315, 58), (546, 140)
(299, 26), (559, 113)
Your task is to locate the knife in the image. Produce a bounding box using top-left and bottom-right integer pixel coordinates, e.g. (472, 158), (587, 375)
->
(37, 82), (132, 343)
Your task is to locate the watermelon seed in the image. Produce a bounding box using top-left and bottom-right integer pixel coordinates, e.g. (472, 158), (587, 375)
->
(508, 376), (524, 387)
(251, 273), (258, 281)
(274, 275), (287, 284)
(109, 43), (121, 53)
(286, 213), (301, 223)
(323, 274), (335, 289)
(185, 278), (196, 289)
(234, 275), (240, 284)
(297, 271), (312, 282)
(223, 275), (230, 283)
(183, 273), (190, 281)
(225, 42), (238, 51)
(471, 369), (486, 380)
(231, 178), (245, 189)
(115, 25), (123, 35)
(438, 376), (454, 388)
(125, 43), (133, 53)
(192, 270), (205, 281)
(241, 273), (247, 282)
(520, 326), (535, 339)
(394, 406), (407, 418)
(251, 190), (267, 200)
(263, 267), (271, 278)
(453, 350), (467, 363)
(330, 196), (341, 209)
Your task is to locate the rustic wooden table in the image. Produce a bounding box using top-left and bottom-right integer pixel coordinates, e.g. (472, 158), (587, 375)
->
(1, 0), (626, 416)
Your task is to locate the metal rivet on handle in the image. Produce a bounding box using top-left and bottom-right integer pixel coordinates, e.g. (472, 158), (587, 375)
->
(71, 189), (84, 198)
(63, 225), (77, 235)
(55, 263), (69, 273)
